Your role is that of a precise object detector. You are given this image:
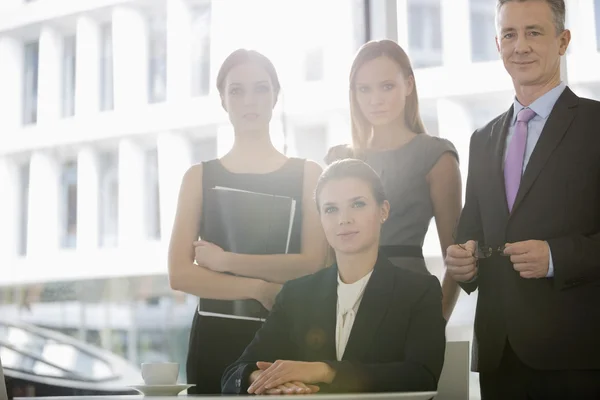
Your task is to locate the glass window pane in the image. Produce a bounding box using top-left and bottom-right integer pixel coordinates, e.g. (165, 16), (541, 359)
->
(60, 161), (77, 249)
(99, 152), (118, 247)
(353, 0), (368, 50)
(470, 13), (497, 62)
(191, 4), (212, 97)
(23, 41), (39, 125)
(595, 0), (600, 50)
(148, 15), (167, 103)
(62, 35), (76, 117)
(407, 1), (443, 68)
(18, 163), (30, 256)
(144, 148), (161, 240)
(100, 23), (114, 111)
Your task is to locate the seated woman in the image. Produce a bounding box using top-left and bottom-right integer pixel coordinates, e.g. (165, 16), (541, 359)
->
(221, 159), (446, 395)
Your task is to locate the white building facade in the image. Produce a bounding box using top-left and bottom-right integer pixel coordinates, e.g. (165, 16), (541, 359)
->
(1, 0), (599, 393)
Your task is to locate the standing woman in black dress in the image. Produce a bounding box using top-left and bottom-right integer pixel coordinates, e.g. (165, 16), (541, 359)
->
(167, 49), (329, 394)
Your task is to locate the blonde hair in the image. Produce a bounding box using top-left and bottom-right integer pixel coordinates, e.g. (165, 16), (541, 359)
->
(349, 40), (426, 155)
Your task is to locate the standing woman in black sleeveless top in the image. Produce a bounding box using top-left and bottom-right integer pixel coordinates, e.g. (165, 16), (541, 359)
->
(168, 49), (329, 394)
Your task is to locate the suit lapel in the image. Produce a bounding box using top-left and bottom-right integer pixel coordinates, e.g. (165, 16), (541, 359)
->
(341, 255), (395, 361)
(308, 266), (338, 360)
(490, 106), (514, 217)
(510, 88), (578, 216)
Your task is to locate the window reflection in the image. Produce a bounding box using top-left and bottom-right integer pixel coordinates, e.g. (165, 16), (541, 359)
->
(0, 323), (114, 381)
(0, 276), (195, 381)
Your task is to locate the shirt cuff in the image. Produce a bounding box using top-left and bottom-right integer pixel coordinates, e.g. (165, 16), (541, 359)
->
(546, 242), (554, 278)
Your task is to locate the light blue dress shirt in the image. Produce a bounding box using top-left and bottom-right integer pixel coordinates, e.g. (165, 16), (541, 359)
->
(504, 81), (566, 278)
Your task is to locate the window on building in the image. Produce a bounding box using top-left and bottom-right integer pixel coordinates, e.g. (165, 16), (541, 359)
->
(304, 47), (324, 81)
(99, 152), (118, 247)
(100, 23), (114, 111)
(190, 4), (212, 97)
(595, 0), (600, 51)
(23, 41), (39, 125)
(407, 0), (443, 68)
(60, 161), (77, 249)
(62, 35), (76, 117)
(470, 0), (498, 62)
(148, 15), (167, 103)
(191, 137), (217, 164)
(144, 149), (161, 240)
(18, 163), (30, 256)
(294, 125), (328, 166)
(353, 0), (368, 50)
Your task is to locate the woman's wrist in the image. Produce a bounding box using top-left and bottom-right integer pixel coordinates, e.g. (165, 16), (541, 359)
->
(249, 279), (266, 301)
(316, 362), (336, 384)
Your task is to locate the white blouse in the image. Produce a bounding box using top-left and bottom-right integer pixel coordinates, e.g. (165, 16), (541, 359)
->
(335, 270), (373, 361)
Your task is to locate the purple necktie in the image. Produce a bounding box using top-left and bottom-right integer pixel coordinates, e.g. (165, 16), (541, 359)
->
(505, 108), (536, 212)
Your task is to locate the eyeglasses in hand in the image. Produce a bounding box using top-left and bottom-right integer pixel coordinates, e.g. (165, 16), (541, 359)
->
(457, 242), (508, 259)
(452, 229), (509, 259)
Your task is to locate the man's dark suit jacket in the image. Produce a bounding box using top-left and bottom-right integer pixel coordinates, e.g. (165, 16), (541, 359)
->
(221, 254), (446, 394)
(456, 87), (600, 373)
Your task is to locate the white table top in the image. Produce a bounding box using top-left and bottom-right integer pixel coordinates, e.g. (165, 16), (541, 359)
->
(16, 392), (438, 400)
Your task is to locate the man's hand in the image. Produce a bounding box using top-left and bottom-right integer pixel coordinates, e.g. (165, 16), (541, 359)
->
(445, 240), (478, 282)
(504, 240), (550, 279)
(247, 361), (334, 395)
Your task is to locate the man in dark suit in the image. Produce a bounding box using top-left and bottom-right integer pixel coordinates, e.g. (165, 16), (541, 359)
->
(446, 0), (600, 399)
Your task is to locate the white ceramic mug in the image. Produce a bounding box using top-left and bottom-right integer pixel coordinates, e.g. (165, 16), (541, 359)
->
(141, 362), (179, 385)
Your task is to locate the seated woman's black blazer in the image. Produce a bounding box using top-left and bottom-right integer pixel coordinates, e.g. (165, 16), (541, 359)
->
(222, 254), (446, 394)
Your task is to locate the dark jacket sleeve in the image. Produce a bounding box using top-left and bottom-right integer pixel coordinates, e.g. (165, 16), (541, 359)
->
(456, 131), (485, 294)
(322, 276), (446, 393)
(547, 231), (600, 290)
(221, 284), (297, 394)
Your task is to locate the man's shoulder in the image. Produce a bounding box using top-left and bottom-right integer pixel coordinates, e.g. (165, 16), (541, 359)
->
(577, 95), (600, 111)
(472, 111), (509, 142)
(561, 88), (600, 124)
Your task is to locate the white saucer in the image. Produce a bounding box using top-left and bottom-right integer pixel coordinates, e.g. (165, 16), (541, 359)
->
(128, 383), (194, 396)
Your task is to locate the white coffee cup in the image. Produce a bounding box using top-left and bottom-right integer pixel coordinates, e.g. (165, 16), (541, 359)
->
(141, 362), (179, 385)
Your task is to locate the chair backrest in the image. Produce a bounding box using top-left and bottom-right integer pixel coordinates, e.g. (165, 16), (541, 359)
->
(0, 355), (8, 400)
(436, 340), (470, 400)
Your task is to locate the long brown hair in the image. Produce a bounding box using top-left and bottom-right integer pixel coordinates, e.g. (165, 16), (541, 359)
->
(349, 40), (427, 154)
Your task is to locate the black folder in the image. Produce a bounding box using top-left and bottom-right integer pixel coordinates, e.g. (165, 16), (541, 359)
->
(198, 186), (297, 319)
(202, 186), (296, 255)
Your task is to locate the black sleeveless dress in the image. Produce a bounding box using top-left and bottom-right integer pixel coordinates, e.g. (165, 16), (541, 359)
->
(186, 158), (305, 394)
